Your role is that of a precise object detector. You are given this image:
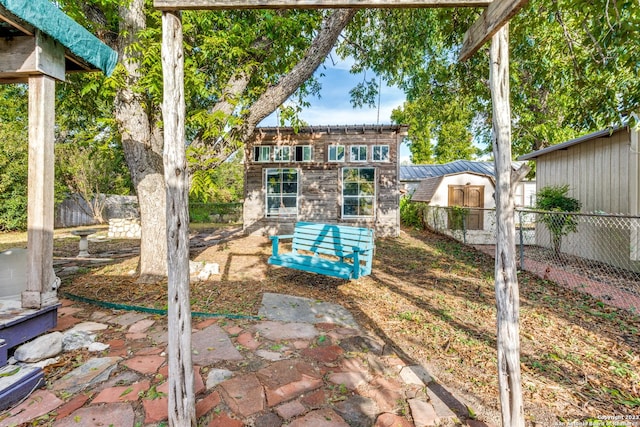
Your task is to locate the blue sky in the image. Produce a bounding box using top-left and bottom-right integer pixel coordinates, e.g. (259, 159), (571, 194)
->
(259, 56), (412, 163)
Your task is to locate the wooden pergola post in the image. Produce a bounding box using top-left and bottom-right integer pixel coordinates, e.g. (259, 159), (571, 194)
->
(22, 75), (58, 309)
(155, 1), (529, 426)
(161, 10), (196, 426)
(1, 6), (117, 310)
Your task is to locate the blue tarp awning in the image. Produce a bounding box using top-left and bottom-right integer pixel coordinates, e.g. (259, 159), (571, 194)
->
(0, 0), (117, 76)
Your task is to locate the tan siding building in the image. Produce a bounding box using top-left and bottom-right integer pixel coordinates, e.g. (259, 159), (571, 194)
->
(519, 126), (640, 268)
(520, 126), (639, 215)
(243, 125), (407, 237)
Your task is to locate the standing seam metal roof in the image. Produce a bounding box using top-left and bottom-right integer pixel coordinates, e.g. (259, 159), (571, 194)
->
(400, 160), (520, 181)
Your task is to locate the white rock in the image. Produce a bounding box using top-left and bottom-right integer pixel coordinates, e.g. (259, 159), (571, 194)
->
(14, 332), (63, 363)
(206, 369), (233, 389)
(189, 261), (204, 274)
(27, 356), (60, 369)
(408, 399), (439, 427)
(256, 350), (286, 361)
(69, 321), (108, 332)
(63, 330), (96, 351)
(197, 263), (219, 280)
(87, 342), (110, 352)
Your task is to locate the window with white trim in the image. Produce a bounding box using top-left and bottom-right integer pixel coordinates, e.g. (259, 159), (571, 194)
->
(372, 145), (390, 162)
(294, 146), (313, 162)
(342, 167), (375, 217)
(328, 145), (345, 162)
(265, 168), (298, 217)
(253, 146), (271, 162)
(350, 145), (367, 162)
(274, 146), (292, 162)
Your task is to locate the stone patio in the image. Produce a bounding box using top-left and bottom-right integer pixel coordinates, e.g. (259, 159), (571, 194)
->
(0, 293), (489, 427)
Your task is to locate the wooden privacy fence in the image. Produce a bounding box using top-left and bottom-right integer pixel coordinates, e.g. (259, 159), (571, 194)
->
(54, 194), (139, 228)
(55, 195), (242, 228)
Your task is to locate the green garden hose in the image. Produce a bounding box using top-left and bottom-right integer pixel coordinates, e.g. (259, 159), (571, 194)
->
(61, 292), (261, 321)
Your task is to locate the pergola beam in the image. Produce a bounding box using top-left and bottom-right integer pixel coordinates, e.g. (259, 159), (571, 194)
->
(0, 6), (34, 35)
(459, 0), (528, 61)
(154, 0), (491, 10)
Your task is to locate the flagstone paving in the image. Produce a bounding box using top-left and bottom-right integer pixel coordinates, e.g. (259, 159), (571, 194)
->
(0, 292), (490, 427)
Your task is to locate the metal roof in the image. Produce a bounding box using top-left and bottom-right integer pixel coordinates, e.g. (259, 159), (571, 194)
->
(400, 160), (522, 181)
(518, 126), (626, 161)
(257, 124), (408, 135)
(0, 0), (117, 76)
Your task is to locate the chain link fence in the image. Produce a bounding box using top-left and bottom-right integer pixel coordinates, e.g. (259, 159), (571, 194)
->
(419, 205), (640, 313)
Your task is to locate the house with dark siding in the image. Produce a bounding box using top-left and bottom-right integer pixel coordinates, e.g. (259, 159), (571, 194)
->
(243, 125), (408, 237)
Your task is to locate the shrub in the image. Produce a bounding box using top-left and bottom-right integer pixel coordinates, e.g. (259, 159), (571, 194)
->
(400, 195), (424, 229)
(535, 185), (581, 254)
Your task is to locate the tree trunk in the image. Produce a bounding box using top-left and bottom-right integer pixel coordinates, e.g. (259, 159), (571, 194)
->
(162, 11), (195, 426)
(114, 0), (168, 282)
(489, 25), (525, 427)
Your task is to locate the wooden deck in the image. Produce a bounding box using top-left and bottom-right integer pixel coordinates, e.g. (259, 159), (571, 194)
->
(0, 299), (58, 411)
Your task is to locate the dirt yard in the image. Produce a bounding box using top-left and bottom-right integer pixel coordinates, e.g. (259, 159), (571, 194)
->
(14, 225), (640, 424)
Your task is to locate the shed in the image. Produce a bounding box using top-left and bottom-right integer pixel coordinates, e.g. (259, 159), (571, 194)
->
(412, 169), (497, 243)
(519, 125), (640, 265)
(401, 160), (535, 244)
(519, 126), (639, 215)
(244, 125), (408, 238)
(400, 160), (535, 207)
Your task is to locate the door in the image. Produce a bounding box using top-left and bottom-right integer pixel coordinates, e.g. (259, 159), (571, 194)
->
(448, 185), (484, 230)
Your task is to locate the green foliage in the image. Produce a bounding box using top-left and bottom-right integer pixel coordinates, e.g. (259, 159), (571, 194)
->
(448, 206), (470, 231)
(535, 185), (582, 254)
(0, 86), (28, 231)
(433, 102), (479, 163)
(128, 6), (327, 144)
(0, 73), (131, 231)
(341, 1), (640, 158)
(56, 1), (336, 173)
(400, 196), (424, 229)
(55, 71), (132, 223)
(535, 185), (581, 212)
(391, 102), (433, 164)
(189, 152), (244, 203)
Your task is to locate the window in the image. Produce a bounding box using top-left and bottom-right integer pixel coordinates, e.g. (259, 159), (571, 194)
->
(328, 145), (345, 162)
(350, 145), (367, 162)
(274, 146), (291, 162)
(342, 168), (375, 217)
(254, 146), (271, 162)
(372, 145), (389, 162)
(295, 146), (313, 162)
(266, 168), (298, 217)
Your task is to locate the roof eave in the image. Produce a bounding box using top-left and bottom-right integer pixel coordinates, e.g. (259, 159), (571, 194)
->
(257, 124), (409, 136)
(518, 125), (627, 161)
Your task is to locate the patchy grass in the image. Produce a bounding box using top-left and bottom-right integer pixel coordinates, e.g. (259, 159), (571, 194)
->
(6, 225), (639, 423)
